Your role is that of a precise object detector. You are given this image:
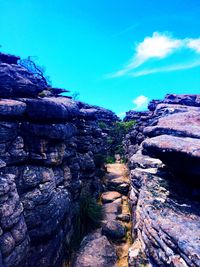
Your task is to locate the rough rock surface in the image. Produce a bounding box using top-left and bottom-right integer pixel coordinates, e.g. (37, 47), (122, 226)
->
(102, 220), (126, 240)
(124, 94), (200, 267)
(73, 231), (117, 267)
(0, 53), (118, 267)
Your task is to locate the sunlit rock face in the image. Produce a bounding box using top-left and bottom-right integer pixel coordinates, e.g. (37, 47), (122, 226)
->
(0, 53), (118, 267)
(125, 94), (200, 267)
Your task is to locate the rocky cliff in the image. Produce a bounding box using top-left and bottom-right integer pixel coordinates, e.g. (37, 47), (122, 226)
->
(124, 94), (200, 266)
(0, 53), (118, 267)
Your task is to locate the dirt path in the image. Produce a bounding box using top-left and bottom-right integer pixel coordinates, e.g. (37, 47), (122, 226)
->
(101, 163), (132, 267)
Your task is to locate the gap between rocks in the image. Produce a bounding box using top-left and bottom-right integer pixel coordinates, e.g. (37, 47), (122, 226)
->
(65, 162), (132, 267)
(101, 163), (132, 267)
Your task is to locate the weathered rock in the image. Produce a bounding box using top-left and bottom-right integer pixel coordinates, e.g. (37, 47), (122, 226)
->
(73, 231), (117, 267)
(144, 111), (200, 139)
(102, 220), (126, 240)
(129, 149), (163, 170)
(106, 177), (129, 195)
(143, 135), (200, 179)
(0, 53), (20, 64)
(116, 214), (130, 223)
(124, 94), (200, 266)
(164, 94), (200, 107)
(22, 122), (76, 140)
(0, 51), (118, 267)
(0, 63), (46, 98)
(0, 100), (26, 118)
(23, 97), (79, 122)
(101, 191), (121, 204)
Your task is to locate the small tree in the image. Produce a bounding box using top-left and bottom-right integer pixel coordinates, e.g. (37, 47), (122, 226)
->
(71, 92), (80, 100)
(19, 56), (51, 87)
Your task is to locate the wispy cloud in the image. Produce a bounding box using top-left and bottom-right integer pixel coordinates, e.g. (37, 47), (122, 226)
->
(132, 95), (149, 110)
(111, 23), (139, 38)
(108, 32), (200, 78)
(132, 60), (200, 77)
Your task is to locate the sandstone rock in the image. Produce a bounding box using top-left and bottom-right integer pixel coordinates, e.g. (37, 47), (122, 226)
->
(101, 191), (121, 204)
(73, 231), (117, 267)
(103, 199), (121, 222)
(116, 214), (130, 222)
(0, 53), (20, 64)
(23, 97), (79, 122)
(106, 177), (129, 195)
(154, 103), (200, 116)
(143, 134), (200, 179)
(103, 200), (121, 215)
(0, 99), (26, 118)
(0, 122), (18, 143)
(164, 94), (200, 107)
(0, 52), (118, 267)
(0, 63), (46, 98)
(129, 149), (163, 170)
(22, 122), (76, 140)
(0, 136), (27, 165)
(144, 111), (200, 139)
(102, 220), (126, 240)
(128, 239), (150, 267)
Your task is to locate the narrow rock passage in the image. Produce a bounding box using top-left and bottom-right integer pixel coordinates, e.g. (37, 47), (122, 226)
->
(101, 163), (132, 267)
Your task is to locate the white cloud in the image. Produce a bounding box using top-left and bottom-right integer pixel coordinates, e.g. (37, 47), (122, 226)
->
(187, 38), (200, 53)
(109, 32), (200, 78)
(117, 112), (126, 119)
(132, 95), (149, 110)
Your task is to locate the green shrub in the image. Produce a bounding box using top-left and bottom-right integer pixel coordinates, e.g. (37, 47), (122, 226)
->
(105, 156), (115, 164)
(114, 120), (136, 134)
(70, 188), (103, 251)
(107, 120), (136, 158)
(98, 121), (107, 130)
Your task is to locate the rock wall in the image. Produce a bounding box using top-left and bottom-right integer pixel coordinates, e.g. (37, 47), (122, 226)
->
(124, 94), (200, 266)
(0, 53), (118, 267)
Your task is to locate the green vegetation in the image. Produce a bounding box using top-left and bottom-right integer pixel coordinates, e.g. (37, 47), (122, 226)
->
(69, 187), (103, 251)
(114, 120), (136, 133)
(98, 121), (107, 130)
(105, 155), (115, 164)
(107, 120), (136, 159)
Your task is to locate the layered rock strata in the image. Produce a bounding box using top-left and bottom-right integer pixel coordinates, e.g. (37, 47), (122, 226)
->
(125, 94), (200, 266)
(0, 53), (118, 267)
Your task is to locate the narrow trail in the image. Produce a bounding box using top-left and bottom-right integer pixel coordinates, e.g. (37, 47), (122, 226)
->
(101, 163), (132, 267)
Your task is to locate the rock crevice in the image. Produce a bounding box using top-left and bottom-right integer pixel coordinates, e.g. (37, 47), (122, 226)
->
(124, 94), (200, 267)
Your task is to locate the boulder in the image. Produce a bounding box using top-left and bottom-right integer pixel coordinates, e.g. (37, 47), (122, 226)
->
(106, 177), (129, 195)
(102, 220), (126, 240)
(101, 191), (121, 204)
(143, 135), (200, 179)
(0, 99), (26, 118)
(144, 111), (200, 139)
(22, 122), (76, 140)
(129, 149), (163, 170)
(164, 94), (200, 107)
(116, 214), (130, 223)
(73, 231), (117, 267)
(0, 63), (46, 98)
(23, 97), (79, 122)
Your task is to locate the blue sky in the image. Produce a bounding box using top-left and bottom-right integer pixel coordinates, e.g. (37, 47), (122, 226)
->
(1, 0), (200, 116)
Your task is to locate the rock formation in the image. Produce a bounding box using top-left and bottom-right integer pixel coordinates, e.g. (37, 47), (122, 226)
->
(1, 51), (200, 267)
(0, 53), (118, 267)
(124, 94), (200, 267)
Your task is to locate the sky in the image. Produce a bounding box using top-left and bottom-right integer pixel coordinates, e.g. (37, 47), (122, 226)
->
(1, 0), (200, 117)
